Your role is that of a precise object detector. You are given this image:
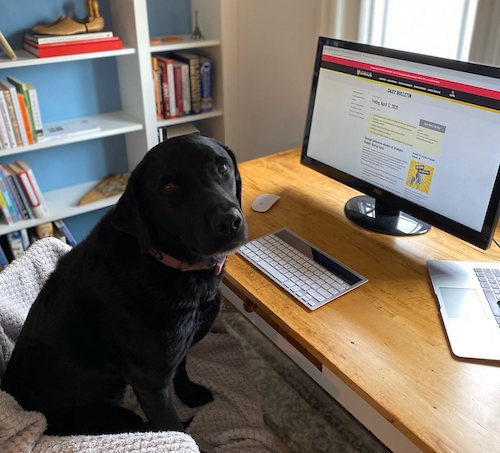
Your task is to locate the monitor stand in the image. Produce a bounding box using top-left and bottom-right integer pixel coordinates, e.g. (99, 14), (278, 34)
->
(344, 195), (431, 236)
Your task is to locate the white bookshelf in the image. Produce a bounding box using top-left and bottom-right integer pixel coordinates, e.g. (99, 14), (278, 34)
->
(0, 0), (227, 237)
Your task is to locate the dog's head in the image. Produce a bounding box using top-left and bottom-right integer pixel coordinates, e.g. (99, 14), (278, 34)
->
(111, 135), (248, 262)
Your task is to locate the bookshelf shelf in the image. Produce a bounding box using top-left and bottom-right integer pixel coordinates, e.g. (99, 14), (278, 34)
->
(149, 35), (221, 53)
(157, 109), (223, 128)
(0, 111), (143, 158)
(0, 178), (123, 236)
(0, 47), (136, 69)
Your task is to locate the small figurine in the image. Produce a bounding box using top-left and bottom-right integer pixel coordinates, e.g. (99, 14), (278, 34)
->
(191, 10), (205, 40)
(32, 0), (104, 35)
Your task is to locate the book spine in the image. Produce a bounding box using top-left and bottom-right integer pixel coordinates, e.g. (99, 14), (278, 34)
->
(0, 191), (13, 225)
(8, 85), (29, 146)
(0, 108), (10, 148)
(0, 169), (19, 223)
(5, 172), (26, 220)
(27, 37), (119, 48)
(6, 77), (37, 143)
(19, 228), (30, 250)
(16, 168), (45, 219)
(152, 57), (161, 121)
(0, 241), (9, 269)
(10, 173), (34, 219)
(7, 231), (24, 260)
(24, 31), (113, 44)
(0, 91), (15, 147)
(166, 61), (177, 119)
(2, 88), (22, 147)
(27, 87), (43, 139)
(24, 165), (48, 217)
(18, 94), (34, 145)
(173, 65), (184, 118)
(180, 63), (191, 116)
(23, 39), (123, 58)
(161, 72), (171, 119)
(199, 58), (213, 113)
(54, 219), (77, 246)
(188, 57), (201, 114)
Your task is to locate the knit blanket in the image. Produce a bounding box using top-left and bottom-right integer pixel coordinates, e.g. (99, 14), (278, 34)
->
(0, 238), (279, 453)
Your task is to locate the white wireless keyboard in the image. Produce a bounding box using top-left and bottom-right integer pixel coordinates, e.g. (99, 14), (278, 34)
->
(238, 228), (368, 310)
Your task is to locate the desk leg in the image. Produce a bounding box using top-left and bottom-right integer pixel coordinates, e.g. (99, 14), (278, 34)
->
(222, 283), (425, 453)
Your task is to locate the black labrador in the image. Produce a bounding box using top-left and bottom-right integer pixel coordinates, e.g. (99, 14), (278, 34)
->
(1, 135), (248, 435)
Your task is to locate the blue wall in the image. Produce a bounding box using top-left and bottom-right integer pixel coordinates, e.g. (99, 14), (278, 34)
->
(0, 0), (192, 242)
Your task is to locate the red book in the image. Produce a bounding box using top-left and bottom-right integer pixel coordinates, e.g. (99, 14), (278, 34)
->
(31, 36), (119, 48)
(23, 39), (123, 58)
(173, 64), (184, 118)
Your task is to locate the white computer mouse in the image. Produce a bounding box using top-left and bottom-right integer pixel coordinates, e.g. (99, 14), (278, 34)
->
(252, 193), (280, 212)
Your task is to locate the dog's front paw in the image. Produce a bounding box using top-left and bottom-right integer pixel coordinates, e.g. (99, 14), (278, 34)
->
(176, 382), (213, 408)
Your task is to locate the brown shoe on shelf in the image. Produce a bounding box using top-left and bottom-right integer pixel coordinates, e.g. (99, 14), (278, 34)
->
(35, 15), (104, 36)
(32, 15), (66, 34)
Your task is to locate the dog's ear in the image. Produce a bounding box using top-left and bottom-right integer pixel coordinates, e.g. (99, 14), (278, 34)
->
(111, 171), (152, 254)
(223, 146), (242, 206)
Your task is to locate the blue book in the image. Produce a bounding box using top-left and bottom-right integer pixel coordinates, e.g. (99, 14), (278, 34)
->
(0, 166), (19, 223)
(54, 219), (77, 247)
(0, 241), (8, 269)
(199, 57), (213, 113)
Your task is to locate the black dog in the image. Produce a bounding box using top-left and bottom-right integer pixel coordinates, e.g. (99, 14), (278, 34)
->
(1, 135), (248, 435)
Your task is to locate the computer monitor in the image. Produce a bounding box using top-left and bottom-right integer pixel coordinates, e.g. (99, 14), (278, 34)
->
(301, 37), (500, 250)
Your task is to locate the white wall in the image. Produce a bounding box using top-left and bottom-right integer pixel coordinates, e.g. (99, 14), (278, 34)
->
(221, 0), (324, 162)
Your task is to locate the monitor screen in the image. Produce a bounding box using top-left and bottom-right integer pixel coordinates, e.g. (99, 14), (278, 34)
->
(301, 38), (500, 249)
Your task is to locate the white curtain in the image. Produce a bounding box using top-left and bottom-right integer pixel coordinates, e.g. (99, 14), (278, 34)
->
(463, 0), (500, 64)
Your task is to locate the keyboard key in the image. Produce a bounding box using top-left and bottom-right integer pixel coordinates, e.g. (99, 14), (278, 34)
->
(482, 289), (500, 316)
(260, 262), (287, 283)
(484, 269), (494, 279)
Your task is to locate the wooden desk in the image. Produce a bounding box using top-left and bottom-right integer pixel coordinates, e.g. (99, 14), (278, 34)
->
(223, 148), (500, 453)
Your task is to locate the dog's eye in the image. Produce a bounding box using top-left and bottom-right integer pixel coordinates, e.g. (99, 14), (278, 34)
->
(218, 163), (230, 174)
(164, 183), (179, 193)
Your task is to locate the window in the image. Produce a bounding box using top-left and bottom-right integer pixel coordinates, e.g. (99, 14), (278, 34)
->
(360, 0), (479, 60)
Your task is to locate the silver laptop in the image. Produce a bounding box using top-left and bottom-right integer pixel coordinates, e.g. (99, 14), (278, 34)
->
(427, 260), (500, 361)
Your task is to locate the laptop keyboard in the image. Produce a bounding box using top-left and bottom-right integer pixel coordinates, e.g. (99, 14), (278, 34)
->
(474, 268), (500, 326)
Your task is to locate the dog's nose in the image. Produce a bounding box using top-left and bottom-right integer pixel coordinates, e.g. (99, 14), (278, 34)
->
(212, 209), (243, 236)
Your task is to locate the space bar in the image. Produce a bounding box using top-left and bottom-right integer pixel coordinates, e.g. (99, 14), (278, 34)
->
(483, 289), (500, 316)
(259, 262), (287, 282)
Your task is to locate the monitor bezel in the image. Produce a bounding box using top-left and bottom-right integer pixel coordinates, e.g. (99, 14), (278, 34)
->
(301, 37), (500, 250)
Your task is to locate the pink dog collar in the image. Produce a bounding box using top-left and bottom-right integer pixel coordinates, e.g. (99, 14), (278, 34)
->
(149, 248), (227, 275)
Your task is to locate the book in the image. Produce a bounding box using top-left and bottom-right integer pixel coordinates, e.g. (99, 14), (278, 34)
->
(7, 76), (38, 143)
(0, 191), (13, 225)
(23, 38), (123, 58)
(160, 71), (172, 119)
(14, 160), (48, 219)
(0, 81), (23, 147)
(2, 166), (27, 221)
(0, 166), (19, 223)
(25, 82), (43, 140)
(0, 80), (29, 146)
(78, 174), (129, 205)
(5, 163), (34, 219)
(19, 228), (30, 250)
(24, 31), (114, 45)
(54, 219), (77, 246)
(0, 106), (10, 149)
(6, 231), (24, 260)
(0, 241), (9, 270)
(199, 57), (213, 113)
(0, 89), (16, 147)
(173, 62), (184, 118)
(152, 57), (162, 120)
(155, 55), (176, 119)
(174, 60), (191, 116)
(172, 51), (201, 114)
(17, 94), (34, 144)
(0, 30), (16, 60)
(43, 118), (100, 141)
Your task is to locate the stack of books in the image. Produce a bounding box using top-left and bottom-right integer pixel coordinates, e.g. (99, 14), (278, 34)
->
(23, 31), (122, 58)
(0, 219), (76, 270)
(157, 122), (200, 143)
(0, 77), (43, 149)
(0, 161), (49, 226)
(152, 51), (213, 121)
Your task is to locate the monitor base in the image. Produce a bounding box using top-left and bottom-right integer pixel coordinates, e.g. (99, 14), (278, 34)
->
(344, 195), (431, 236)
